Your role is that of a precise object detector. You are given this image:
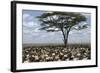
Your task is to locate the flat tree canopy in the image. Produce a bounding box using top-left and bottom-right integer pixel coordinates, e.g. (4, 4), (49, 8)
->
(37, 12), (87, 47)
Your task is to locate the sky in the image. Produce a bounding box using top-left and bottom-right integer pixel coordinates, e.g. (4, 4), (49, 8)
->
(22, 10), (91, 44)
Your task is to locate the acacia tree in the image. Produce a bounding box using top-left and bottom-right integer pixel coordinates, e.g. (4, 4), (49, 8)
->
(37, 12), (87, 47)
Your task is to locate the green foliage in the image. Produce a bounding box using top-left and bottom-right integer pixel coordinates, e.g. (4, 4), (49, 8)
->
(36, 11), (87, 47)
(37, 12), (87, 31)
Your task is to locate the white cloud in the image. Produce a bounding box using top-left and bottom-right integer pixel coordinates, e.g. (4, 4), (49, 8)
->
(40, 35), (47, 38)
(49, 32), (55, 36)
(44, 11), (53, 13)
(82, 13), (90, 17)
(68, 26), (91, 44)
(23, 14), (30, 19)
(23, 21), (41, 30)
(33, 28), (40, 32)
(23, 30), (31, 34)
(27, 22), (34, 27)
(31, 32), (40, 36)
(23, 13), (34, 23)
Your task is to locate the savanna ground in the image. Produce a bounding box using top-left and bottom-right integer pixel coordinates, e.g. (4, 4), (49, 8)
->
(22, 44), (91, 63)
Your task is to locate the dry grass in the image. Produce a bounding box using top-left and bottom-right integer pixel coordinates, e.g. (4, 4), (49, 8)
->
(22, 44), (91, 63)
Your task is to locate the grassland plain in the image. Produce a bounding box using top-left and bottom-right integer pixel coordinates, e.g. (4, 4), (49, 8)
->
(22, 44), (91, 63)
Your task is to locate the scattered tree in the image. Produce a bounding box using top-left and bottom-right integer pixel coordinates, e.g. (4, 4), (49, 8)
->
(37, 12), (87, 47)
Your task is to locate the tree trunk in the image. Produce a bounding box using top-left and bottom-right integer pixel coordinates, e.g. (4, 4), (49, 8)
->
(64, 30), (70, 48)
(64, 39), (67, 47)
(64, 34), (68, 47)
(61, 28), (70, 48)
